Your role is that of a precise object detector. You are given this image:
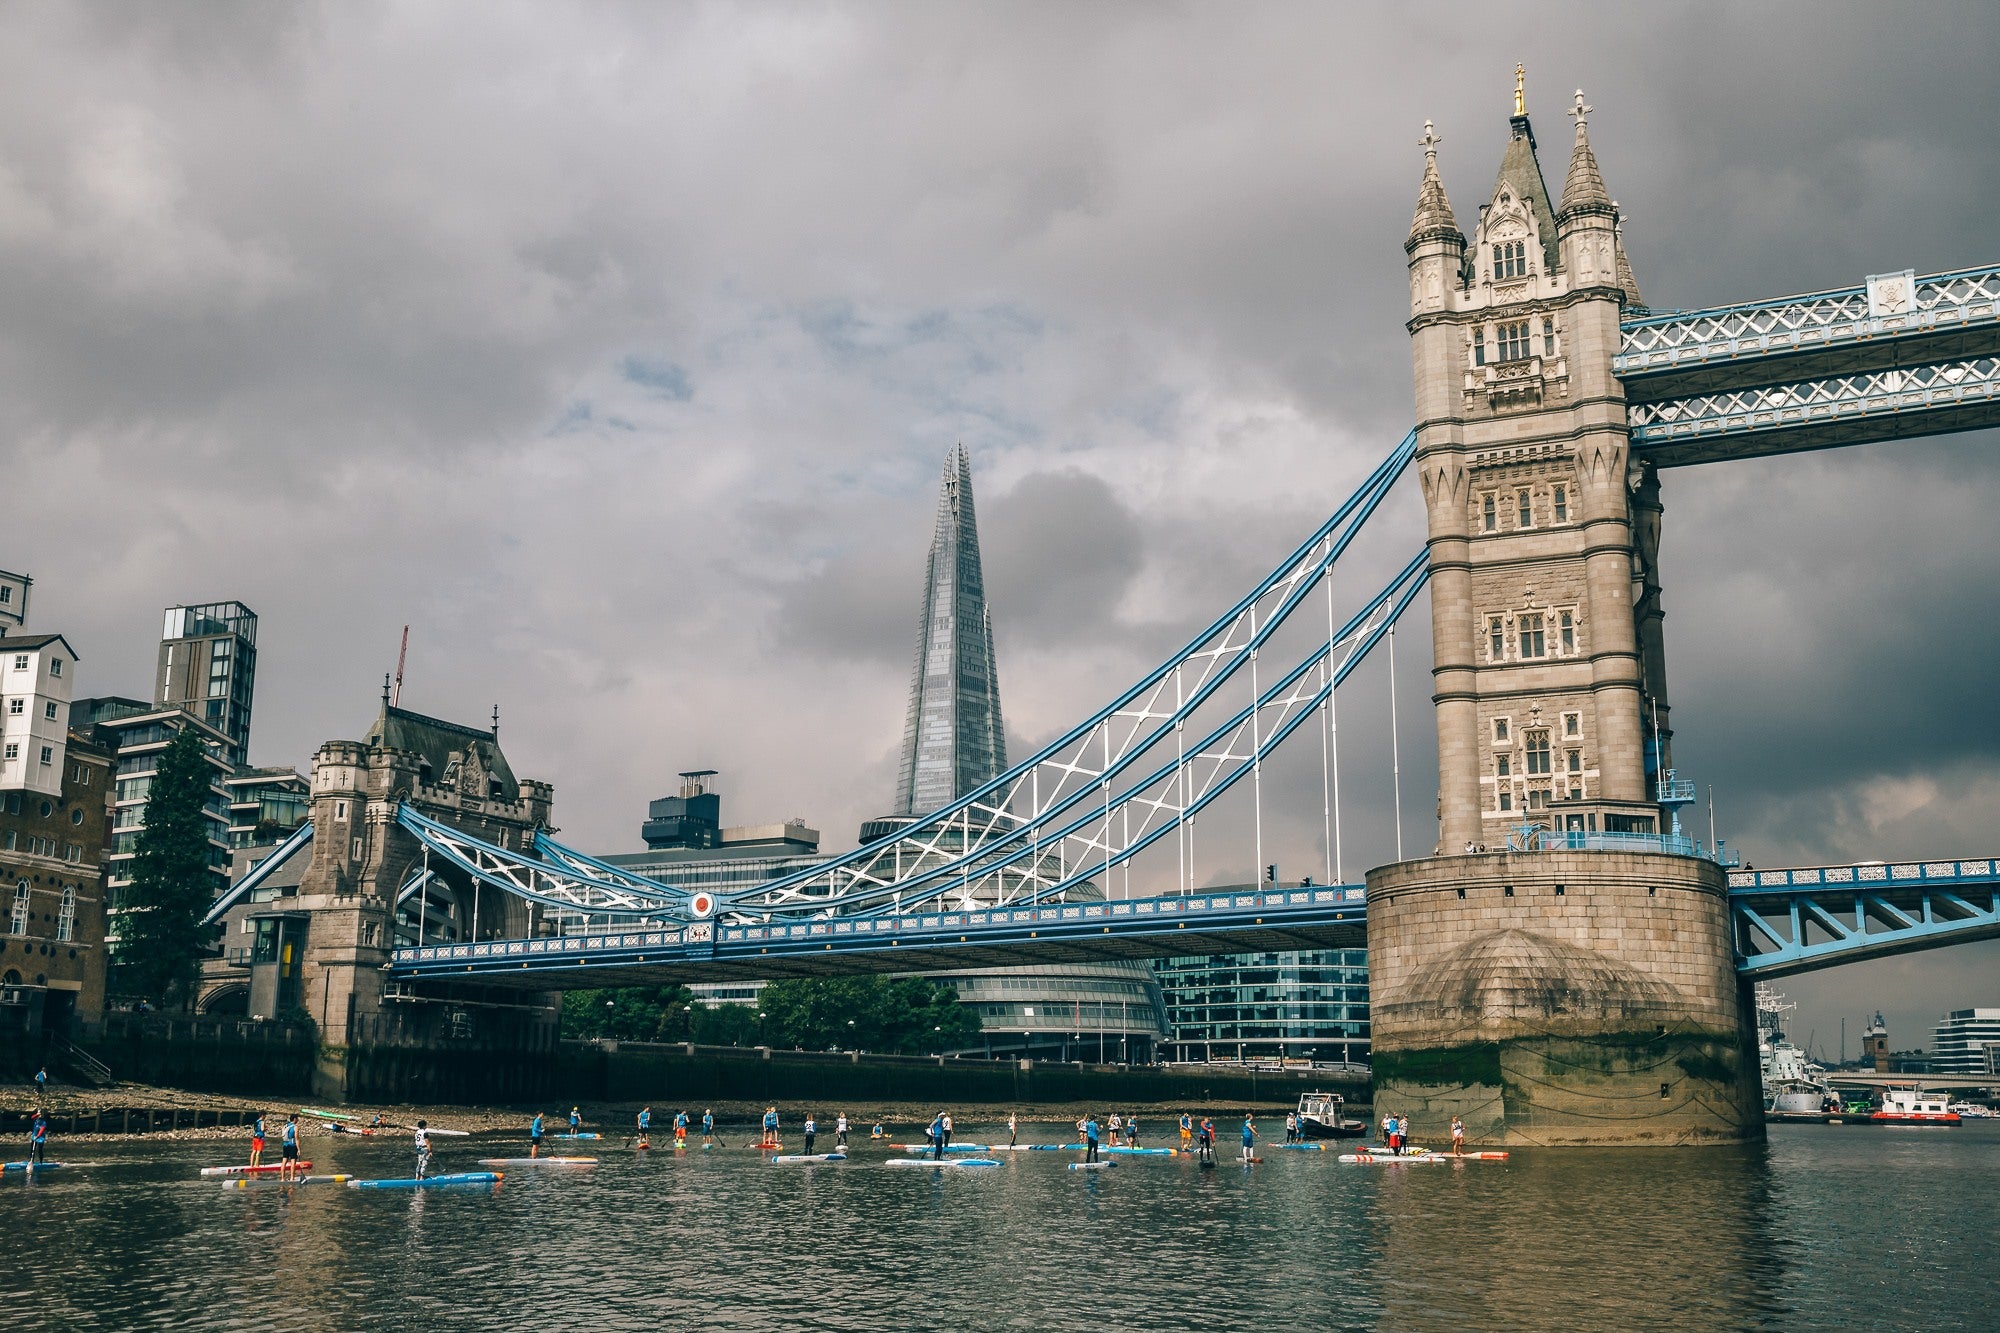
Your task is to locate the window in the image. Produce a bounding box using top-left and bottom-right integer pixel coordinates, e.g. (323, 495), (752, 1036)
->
(1, 831), (12, 851)
(1494, 240), (1527, 279)
(0, 587), (9, 604)
(1553, 485), (1569, 521)
(4, 743), (18, 761)
(48, 659), (60, 677)
(11, 655), (24, 670)
(69, 808), (82, 826)
(1518, 489), (1534, 528)
(43, 701), (57, 720)
(1559, 610), (1576, 654)
(1493, 717), (1510, 743)
(1496, 756), (1512, 778)
(1542, 318), (1556, 357)
(1526, 731), (1553, 775)
(1563, 711), (1581, 738)
(1488, 617), (1505, 660)
(334, 801), (348, 820)
(39, 746), (53, 766)
(1482, 494), (1497, 532)
(1498, 789), (1513, 812)
(56, 887), (75, 941)
(9, 881), (27, 936)
(1497, 320), (1531, 361)
(63, 843), (81, 863)
(1519, 613), (1547, 659)
(1567, 750), (1582, 775)
(6, 699), (19, 715)
(1528, 788), (1548, 810)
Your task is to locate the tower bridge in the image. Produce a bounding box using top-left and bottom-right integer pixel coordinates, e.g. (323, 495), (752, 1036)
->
(210, 73), (1999, 1129)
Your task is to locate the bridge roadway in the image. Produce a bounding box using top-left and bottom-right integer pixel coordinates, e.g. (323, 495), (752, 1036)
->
(384, 854), (2000, 990)
(390, 884), (1370, 989)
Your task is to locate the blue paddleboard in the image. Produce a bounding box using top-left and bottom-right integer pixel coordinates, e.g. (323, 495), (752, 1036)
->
(347, 1171), (503, 1189)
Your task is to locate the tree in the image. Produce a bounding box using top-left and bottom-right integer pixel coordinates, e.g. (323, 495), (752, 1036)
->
(757, 975), (981, 1054)
(561, 985), (699, 1041)
(118, 728), (219, 1010)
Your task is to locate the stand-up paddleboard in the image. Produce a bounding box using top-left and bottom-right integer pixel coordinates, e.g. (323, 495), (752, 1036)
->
(201, 1162), (314, 1177)
(885, 1157), (1002, 1168)
(328, 1125), (377, 1135)
(888, 1143), (988, 1153)
(986, 1145), (1037, 1152)
(552, 1132), (600, 1140)
(348, 1172), (503, 1189)
(1338, 1152), (1443, 1164)
(1026, 1144), (1065, 1151)
(770, 1152), (847, 1164)
(1275, 1143), (1325, 1152)
(3, 1161), (65, 1172)
(1103, 1146), (1173, 1156)
(953, 1158), (1002, 1167)
(1440, 1150), (1510, 1160)
(425, 1129), (471, 1138)
(1068, 1160), (1117, 1171)
(475, 1156), (596, 1167)
(222, 1174), (355, 1188)
(299, 1108), (357, 1121)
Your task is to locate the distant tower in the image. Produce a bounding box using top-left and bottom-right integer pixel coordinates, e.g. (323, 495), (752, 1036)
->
(895, 444), (1006, 816)
(1368, 73), (1760, 1147)
(1864, 1011), (1890, 1072)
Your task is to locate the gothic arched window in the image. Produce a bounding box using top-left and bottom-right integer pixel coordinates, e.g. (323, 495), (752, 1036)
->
(1494, 239), (1528, 279)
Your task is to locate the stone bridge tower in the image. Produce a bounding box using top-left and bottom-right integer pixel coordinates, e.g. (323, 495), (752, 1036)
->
(1365, 73), (1761, 1146)
(293, 690), (553, 1099)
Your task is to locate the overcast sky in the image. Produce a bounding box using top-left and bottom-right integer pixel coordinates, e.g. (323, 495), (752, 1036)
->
(2, 2), (1994, 1055)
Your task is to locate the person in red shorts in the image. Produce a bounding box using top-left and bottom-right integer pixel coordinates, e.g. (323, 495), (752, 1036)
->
(250, 1112), (266, 1168)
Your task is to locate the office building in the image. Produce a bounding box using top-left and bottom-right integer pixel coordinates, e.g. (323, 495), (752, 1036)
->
(224, 766), (309, 849)
(157, 602), (259, 766)
(75, 697), (233, 994)
(1154, 930), (1370, 1066)
(0, 632), (79, 798)
(1931, 1008), (2000, 1074)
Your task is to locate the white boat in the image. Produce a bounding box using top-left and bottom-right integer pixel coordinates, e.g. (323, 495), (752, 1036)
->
(1947, 1101), (1994, 1119)
(1871, 1088), (1961, 1125)
(1295, 1091), (1368, 1140)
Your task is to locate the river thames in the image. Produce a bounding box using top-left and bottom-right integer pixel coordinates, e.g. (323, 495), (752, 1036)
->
(5, 1119), (1996, 1331)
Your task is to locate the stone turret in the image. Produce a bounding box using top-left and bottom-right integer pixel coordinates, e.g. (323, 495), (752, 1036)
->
(1378, 70), (1757, 1147)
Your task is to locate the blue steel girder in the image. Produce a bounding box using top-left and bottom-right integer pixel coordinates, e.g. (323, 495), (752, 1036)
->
(385, 884), (1370, 988)
(1730, 858), (2000, 979)
(1616, 262), (2000, 466)
(200, 820), (315, 926)
(396, 804), (691, 921)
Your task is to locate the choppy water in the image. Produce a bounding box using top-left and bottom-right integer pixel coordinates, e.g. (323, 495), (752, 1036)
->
(4, 1120), (1997, 1330)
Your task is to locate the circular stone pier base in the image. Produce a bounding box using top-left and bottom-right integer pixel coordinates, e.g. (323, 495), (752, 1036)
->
(1364, 850), (1763, 1147)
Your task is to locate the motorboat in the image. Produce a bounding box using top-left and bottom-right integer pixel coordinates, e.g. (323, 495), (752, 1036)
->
(1870, 1088), (1961, 1125)
(1295, 1091), (1368, 1140)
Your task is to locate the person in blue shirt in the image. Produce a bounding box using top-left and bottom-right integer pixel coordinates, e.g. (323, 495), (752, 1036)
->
(762, 1107), (779, 1146)
(34, 1067), (47, 1098)
(803, 1115), (817, 1154)
(1198, 1117), (1216, 1163)
(280, 1114), (301, 1181)
(928, 1112), (946, 1161)
(1080, 1115), (1100, 1163)
(1180, 1112), (1193, 1150)
(569, 1107), (582, 1134)
(30, 1109), (48, 1164)
(702, 1109), (714, 1146)
(674, 1110), (689, 1146)
(250, 1113), (266, 1168)
(871, 1121), (884, 1141)
(1240, 1114), (1257, 1163)
(530, 1112), (545, 1158)
(1126, 1115), (1140, 1147)
(636, 1106), (652, 1149)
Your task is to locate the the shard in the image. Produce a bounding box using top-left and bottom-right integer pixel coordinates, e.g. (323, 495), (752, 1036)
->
(891, 444), (1007, 817)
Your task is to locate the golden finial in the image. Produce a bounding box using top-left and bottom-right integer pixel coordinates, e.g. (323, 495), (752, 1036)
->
(1514, 64), (1526, 117)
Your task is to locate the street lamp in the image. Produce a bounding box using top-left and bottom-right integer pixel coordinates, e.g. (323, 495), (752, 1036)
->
(847, 1018), (856, 1051)
(934, 1023), (942, 1055)
(757, 1010), (767, 1047)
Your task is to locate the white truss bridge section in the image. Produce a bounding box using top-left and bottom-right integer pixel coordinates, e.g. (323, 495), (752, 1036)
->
(1627, 356), (2000, 448)
(398, 805), (689, 920)
(1616, 264), (2000, 376)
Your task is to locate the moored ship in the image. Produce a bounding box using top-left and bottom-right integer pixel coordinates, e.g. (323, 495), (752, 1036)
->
(1295, 1091), (1368, 1139)
(1870, 1087), (1962, 1126)
(1758, 986), (1837, 1118)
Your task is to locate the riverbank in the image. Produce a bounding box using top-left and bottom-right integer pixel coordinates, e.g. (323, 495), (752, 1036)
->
(3, 1077), (1356, 1144)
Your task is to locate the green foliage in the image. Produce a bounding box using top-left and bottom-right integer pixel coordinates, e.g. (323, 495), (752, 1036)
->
(117, 729), (219, 1010)
(756, 975), (981, 1054)
(561, 985), (701, 1041)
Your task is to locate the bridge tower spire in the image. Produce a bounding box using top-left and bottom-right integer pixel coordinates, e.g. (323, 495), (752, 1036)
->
(1374, 73), (1760, 1148)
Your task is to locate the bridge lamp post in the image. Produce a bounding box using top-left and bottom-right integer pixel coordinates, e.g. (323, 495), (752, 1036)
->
(683, 1004), (692, 1041)
(847, 1018), (856, 1051)
(934, 1024), (942, 1055)
(757, 1011), (766, 1048)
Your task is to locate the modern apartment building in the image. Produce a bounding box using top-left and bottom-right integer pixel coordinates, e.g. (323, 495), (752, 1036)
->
(1931, 1008), (2000, 1075)
(156, 602), (259, 767)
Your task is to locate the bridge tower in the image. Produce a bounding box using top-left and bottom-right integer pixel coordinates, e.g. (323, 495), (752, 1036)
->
(1367, 73), (1761, 1145)
(292, 690), (554, 1099)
